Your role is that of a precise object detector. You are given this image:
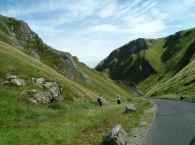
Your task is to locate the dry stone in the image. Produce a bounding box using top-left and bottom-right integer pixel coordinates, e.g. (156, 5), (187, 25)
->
(4, 74), (26, 86)
(56, 52), (92, 86)
(26, 78), (63, 104)
(29, 78), (44, 88)
(103, 124), (128, 145)
(116, 80), (144, 96)
(125, 104), (136, 113)
(29, 49), (40, 61)
(44, 82), (62, 101)
(28, 90), (52, 104)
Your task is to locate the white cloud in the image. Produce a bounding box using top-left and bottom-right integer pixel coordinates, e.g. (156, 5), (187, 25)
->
(99, 3), (117, 18)
(130, 20), (166, 34)
(2, 5), (35, 17)
(150, 8), (168, 20)
(129, 0), (142, 8)
(0, 0), (195, 68)
(65, 0), (97, 19)
(89, 24), (119, 32)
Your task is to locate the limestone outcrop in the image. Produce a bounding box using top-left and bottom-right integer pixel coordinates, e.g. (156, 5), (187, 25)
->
(29, 49), (40, 61)
(26, 78), (63, 104)
(103, 124), (129, 145)
(0, 14), (92, 85)
(116, 80), (144, 96)
(55, 52), (91, 86)
(2, 74), (27, 86)
(1, 73), (63, 104)
(125, 104), (136, 113)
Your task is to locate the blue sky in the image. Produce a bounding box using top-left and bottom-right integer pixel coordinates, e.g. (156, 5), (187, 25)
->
(0, 0), (195, 68)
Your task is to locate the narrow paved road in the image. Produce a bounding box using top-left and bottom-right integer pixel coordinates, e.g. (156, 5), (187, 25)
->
(141, 99), (195, 145)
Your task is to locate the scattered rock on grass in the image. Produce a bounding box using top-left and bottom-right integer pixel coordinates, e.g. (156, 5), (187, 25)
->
(103, 124), (128, 145)
(125, 104), (136, 113)
(2, 74), (27, 86)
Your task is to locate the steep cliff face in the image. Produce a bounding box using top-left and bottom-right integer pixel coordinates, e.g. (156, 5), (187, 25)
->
(56, 52), (91, 85)
(0, 15), (45, 50)
(0, 15), (91, 85)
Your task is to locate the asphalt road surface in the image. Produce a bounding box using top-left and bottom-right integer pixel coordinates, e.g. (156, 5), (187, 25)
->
(141, 99), (195, 145)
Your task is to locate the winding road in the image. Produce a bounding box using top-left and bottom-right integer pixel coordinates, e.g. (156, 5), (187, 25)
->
(141, 99), (195, 145)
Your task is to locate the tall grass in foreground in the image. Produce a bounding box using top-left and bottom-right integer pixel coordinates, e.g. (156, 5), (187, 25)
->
(0, 99), (152, 145)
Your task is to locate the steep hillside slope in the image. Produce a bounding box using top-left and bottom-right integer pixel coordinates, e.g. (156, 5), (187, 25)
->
(0, 41), (154, 144)
(0, 15), (155, 144)
(0, 14), (91, 85)
(95, 28), (195, 96)
(0, 40), (93, 102)
(147, 52), (195, 102)
(95, 38), (158, 87)
(0, 14), (136, 104)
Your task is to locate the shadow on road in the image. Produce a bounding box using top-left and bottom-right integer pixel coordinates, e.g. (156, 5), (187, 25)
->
(190, 136), (195, 145)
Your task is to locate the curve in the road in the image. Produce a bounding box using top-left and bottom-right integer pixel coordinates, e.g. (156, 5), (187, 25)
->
(141, 99), (195, 145)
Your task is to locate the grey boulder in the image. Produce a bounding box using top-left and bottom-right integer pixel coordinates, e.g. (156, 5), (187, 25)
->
(6, 74), (26, 86)
(103, 124), (128, 145)
(125, 104), (136, 113)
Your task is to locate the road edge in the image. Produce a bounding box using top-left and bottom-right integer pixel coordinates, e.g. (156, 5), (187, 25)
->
(138, 100), (158, 145)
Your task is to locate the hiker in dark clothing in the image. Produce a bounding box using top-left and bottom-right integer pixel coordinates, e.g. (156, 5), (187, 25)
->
(117, 96), (121, 105)
(97, 95), (103, 106)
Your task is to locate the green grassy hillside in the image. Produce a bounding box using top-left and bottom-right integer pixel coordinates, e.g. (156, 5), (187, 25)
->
(0, 39), (153, 144)
(0, 14), (155, 144)
(96, 27), (195, 102)
(142, 28), (195, 99)
(147, 57), (195, 101)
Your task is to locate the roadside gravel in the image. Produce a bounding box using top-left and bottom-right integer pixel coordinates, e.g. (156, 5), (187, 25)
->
(128, 101), (157, 145)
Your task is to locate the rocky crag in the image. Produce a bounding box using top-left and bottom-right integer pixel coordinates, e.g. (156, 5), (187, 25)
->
(1, 72), (63, 104)
(116, 80), (144, 96)
(0, 15), (91, 85)
(56, 52), (91, 85)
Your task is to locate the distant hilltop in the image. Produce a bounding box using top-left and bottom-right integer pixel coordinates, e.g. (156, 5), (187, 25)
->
(95, 38), (148, 71)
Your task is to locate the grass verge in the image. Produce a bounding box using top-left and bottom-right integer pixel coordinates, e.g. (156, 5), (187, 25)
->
(0, 98), (152, 145)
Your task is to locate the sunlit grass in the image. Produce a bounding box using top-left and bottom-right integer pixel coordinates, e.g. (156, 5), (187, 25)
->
(0, 40), (154, 145)
(0, 99), (152, 145)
